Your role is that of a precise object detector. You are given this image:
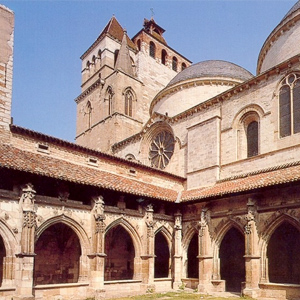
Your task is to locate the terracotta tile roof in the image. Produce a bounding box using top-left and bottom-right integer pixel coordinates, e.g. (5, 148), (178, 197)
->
(181, 161), (300, 202)
(10, 125), (185, 181)
(0, 144), (178, 202)
(81, 16), (136, 59)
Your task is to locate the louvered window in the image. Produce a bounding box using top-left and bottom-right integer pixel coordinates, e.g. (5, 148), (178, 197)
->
(279, 74), (300, 137)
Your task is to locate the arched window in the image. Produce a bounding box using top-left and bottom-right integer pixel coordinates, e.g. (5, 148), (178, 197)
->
(182, 63), (187, 71)
(124, 89), (134, 117)
(149, 41), (156, 58)
(137, 39), (141, 51)
(247, 121), (258, 157)
(161, 49), (167, 65)
(85, 101), (92, 129)
(114, 50), (119, 66)
(279, 73), (300, 137)
(172, 56), (178, 71)
(106, 87), (113, 116)
(236, 109), (261, 160)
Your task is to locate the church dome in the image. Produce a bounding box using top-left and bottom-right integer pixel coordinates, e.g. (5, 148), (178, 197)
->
(150, 60), (253, 117)
(168, 60), (253, 87)
(257, 1), (300, 74)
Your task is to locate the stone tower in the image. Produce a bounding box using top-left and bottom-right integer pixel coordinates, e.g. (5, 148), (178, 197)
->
(0, 5), (14, 144)
(75, 16), (191, 152)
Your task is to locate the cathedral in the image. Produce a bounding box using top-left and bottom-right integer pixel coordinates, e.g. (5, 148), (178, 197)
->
(1, 1), (300, 299)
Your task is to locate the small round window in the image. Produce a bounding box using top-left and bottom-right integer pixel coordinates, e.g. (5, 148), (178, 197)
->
(149, 131), (175, 169)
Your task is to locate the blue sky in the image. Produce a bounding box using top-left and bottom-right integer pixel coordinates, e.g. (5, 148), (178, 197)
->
(1, 0), (297, 142)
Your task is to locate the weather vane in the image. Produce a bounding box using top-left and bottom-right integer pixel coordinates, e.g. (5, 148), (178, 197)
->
(150, 8), (155, 19)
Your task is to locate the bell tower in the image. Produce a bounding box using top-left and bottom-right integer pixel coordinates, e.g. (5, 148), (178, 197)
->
(75, 16), (191, 153)
(75, 16), (144, 153)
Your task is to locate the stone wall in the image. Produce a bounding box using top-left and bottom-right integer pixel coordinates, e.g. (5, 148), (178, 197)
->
(0, 5), (13, 144)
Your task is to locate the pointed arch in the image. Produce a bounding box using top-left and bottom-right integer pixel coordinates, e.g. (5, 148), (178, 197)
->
(154, 227), (171, 278)
(0, 219), (18, 257)
(105, 86), (114, 116)
(105, 218), (142, 280)
(0, 219), (18, 286)
(123, 87), (136, 118)
(155, 225), (172, 247)
(182, 226), (199, 279)
(105, 218), (142, 258)
(260, 213), (300, 283)
(219, 226), (245, 291)
(36, 215), (91, 256)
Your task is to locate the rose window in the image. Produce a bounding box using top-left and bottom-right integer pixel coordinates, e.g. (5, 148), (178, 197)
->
(149, 131), (175, 169)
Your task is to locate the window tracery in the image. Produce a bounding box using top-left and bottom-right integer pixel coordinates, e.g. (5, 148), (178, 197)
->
(124, 89), (134, 117)
(149, 131), (175, 169)
(279, 73), (300, 137)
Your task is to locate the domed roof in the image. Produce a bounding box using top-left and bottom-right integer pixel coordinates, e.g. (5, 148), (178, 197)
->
(257, 1), (300, 74)
(281, 0), (300, 22)
(167, 60), (253, 87)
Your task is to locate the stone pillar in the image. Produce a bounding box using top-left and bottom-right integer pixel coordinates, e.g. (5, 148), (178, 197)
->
(141, 204), (155, 292)
(16, 184), (36, 299)
(89, 196), (106, 299)
(197, 208), (213, 293)
(173, 211), (182, 289)
(243, 198), (260, 298)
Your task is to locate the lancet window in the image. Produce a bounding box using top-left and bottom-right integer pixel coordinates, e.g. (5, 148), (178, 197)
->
(279, 73), (300, 137)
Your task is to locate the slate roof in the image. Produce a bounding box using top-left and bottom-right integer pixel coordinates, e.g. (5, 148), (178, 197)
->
(167, 60), (253, 87)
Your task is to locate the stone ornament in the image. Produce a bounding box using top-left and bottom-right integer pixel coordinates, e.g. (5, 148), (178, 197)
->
(20, 183), (36, 212)
(149, 131), (175, 169)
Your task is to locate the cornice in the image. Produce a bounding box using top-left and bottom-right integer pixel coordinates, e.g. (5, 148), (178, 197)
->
(150, 77), (241, 115)
(75, 78), (101, 104)
(166, 54), (300, 126)
(257, 11), (300, 74)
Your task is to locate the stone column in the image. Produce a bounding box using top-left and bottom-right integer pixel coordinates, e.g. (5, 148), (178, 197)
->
(197, 208), (213, 293)
(141, 204), (155, 292)
(89, 196), (106, 299)
(243, 198), (260, 298)
(16, 184), (36, 300)
(173, 211), (182, 289)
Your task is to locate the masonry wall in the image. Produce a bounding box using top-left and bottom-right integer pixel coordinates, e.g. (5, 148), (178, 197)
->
(0, 5), (13, 144)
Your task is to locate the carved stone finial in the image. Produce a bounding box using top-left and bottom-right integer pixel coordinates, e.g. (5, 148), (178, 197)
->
(20, 183), (36, 211)
(93, 195), (105, 220)
(174, 211), (182, 230)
